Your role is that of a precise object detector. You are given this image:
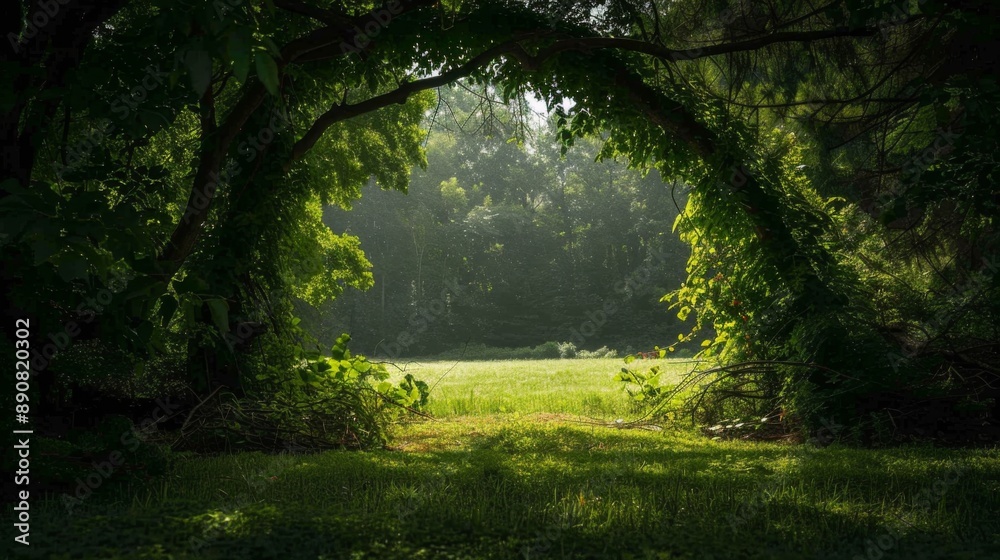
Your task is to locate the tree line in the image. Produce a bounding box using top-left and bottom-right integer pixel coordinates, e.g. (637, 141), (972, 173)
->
(314, 89), (691, 358)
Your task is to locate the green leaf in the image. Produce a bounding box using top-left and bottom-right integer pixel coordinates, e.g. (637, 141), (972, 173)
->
(254, 53), (280, 95)
(0, 178), (26, 196)
(174, 274), (209, 295)
(136, 321), (154, 346)
(228, 29), (252, 82)
(130, 256), (158, 275)
(206, 298), (230, 333)
(0, 211), (31, 238)
(149, 328), (167, 353)
(185, 49), (213, 96)
(261, 37), (281, 56)
(31, 239), (60, 265)
(158, 294), (178, 327)
(181, 298), (197, 328)
(123, 275), (165, 301)
(672, 212), (684, 233)
(56, 251), (90, 282)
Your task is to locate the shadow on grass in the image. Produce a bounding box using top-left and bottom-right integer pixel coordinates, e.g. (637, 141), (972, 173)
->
(17, 425), (1000, 559)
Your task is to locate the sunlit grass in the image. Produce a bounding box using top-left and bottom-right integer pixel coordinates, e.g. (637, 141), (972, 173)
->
(388, 357), (692, 418)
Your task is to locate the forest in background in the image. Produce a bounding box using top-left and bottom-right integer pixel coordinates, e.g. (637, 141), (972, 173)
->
(312, 88), (691, 358)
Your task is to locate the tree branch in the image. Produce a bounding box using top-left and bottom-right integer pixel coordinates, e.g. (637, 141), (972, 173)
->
(159, 85), (219, 269)
(288, 40), (523, 165)
(517, 23), (904, 67)
(157, 0), (437, 273)
(157, 8), (910, 278)
(273, 0), (353, 26)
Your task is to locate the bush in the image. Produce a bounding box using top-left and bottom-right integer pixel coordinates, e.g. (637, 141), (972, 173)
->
(614, 365), (671, 412)
(175, 333), (431, 453)
(531, 341), (561, 359)
(557, 341), (577, 358)
(425, 342), (620, 361)
(577, 346), (618, 359)
(430, 342), (562, 361)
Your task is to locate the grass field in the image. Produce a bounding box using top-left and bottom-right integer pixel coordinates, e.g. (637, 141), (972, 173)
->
(17, 359), (1000, 559)
(387, 357), (693, 417)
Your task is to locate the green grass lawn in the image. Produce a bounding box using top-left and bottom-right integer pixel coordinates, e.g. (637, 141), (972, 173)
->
(17, 359), (1000, 559)
(388, 357), (693, 417)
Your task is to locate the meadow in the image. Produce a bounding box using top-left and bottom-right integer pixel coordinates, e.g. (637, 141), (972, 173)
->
(387, 357), (689, 417)
(18, 359), (1000, 559)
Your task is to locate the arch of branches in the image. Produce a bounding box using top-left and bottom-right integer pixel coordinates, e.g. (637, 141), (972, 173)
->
(3, 0), (997, 440)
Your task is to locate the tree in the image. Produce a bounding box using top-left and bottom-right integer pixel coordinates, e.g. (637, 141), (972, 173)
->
(3, 0), (997, 437)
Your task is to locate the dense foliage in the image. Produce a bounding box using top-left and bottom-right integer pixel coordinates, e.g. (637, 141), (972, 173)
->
(2, 0), (997, 446)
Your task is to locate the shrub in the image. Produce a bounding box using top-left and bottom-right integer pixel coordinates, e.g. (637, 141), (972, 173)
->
(426, 342), (619, 361)
(577, 346), (618, 359)
(614, 365), (671, 411)
(431, 342), (563, 361)
(176, 334), (431, 452)
(557, 341), (578, 358)
(531, 341), (561, 359)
